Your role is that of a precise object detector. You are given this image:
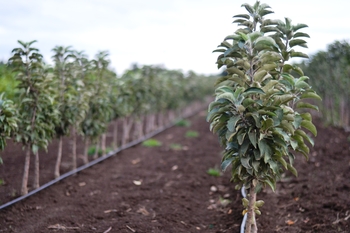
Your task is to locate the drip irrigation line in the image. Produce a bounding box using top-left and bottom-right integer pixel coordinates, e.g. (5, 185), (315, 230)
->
(0, 107), (204, 211)
(240, 187), (248, 233)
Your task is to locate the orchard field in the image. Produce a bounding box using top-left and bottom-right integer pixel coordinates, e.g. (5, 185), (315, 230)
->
(1, 4), (350, 231)
(0, 110), (349, 233)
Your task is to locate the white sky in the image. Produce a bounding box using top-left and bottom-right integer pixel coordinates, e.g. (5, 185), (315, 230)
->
(1, 0), (349, 76)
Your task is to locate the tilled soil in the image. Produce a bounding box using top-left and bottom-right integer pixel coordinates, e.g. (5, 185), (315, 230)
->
(0, 110), (349, 233)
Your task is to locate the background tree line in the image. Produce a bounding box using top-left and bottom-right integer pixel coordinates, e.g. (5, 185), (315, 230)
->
(0, 40), (215, 195)
(297, 40), (350, 128)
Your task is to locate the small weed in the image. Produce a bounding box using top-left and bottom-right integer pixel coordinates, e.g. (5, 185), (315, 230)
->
(88, 146), (112, 156)
(219, 196), (232, 207)
(207, 168), (221, 177)
(185, 130), (199, 138)
(142, 138), (162, 147)
(170, 143), (182, 150)
(175, 119), (191, 127)
(0, 178), (4, 186)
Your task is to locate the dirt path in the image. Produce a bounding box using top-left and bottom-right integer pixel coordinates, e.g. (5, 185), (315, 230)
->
(0, 111), (349, 233)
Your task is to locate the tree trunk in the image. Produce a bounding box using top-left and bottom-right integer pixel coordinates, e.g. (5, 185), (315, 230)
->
(83, 138), (89, 164)
(157, 112), (164, 128)
(54, 136), (63, 178)
(134, 118), (143, 139)
(340, 97), (346, 127)
(93, 142), (100, 160)
(112, 120), (118, 150)
(72, 127), (77, 169)
(101, 133), (106, 155)
(33, 151), (40, 189)
(21, 148), (31, 195)
(145, 114), (155, 133)
(122, 117), (132, 146)
(245, 182), (258, 233)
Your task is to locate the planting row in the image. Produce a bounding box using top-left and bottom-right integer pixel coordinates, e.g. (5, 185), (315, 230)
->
(0, 40), (215, 195)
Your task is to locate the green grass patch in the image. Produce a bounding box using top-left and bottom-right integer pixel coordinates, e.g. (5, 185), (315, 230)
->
(185, 130), (199, 138)
(169, 143), (182, 150)
(88, 146), (112, 156)
(142, 138), (162, 147)
(175, 119), (191, 127)
(207, 168), (221, 177)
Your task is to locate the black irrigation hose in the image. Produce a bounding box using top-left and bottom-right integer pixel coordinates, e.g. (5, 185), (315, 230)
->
(0, 107), (203, 211)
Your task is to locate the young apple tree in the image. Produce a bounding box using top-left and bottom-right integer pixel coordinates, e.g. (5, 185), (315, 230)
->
(207, 1), (321, 232)
(9, 40), (60, 195)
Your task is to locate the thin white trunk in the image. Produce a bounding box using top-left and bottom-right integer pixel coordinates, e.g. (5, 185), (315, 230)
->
(112, 120), (118, 150)
(54, 136), (63, 178)
(245, 183), (258, 233)
(134, 118), (143, 139)
(33, 151), (40, 189)
(122, 117), (132, 146)
(72, 127), (77, 169)
(21, 148), (31, 195)
(93, 142), (100, 160)
(101, 133), (106, 155)
(83, 138), (89, 164)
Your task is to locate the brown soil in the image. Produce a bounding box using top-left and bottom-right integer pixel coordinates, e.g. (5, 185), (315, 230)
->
(0, 110), (349, 233)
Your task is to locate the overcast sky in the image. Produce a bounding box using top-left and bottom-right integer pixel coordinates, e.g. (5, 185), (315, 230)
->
(1, 0), (349, 76)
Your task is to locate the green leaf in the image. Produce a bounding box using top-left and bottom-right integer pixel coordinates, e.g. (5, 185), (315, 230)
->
(233, 14), (250, 20)
(262, 118), (274, 131)
(281, 120), (295, 135)
(241, 3), (254, 14)
(243, 87), (265, 95)
(227, 115), (241, 132)
(295, 129), (314, 146)
(213, 48), (226, 53)
(248, 31), (263, 42)
(241, 156), (252, 169)
(255, 37), (278, 51)
(216, 92), (235, 103)
(219, 41), (232, 49)
(290, 51), (309, 58)
(300, 91), (322, 100)
(221, 156), (236, 171)
(287, 163), (298, 176)
(248, 130), (257, 148)
(292, 114), (303, 129)
(260, 26), (280, 33)
(289, 39), (308, 48)
(237, 131), (246, 145)
(252, 160), (260, 172)
(242, 98), (256, 108)
(253, 70), (267, 82)
(293, 32), (310, 38)
(275, 156), (288, 169)
(264, 177), (276, 192)
(296, 102), (319, 111)
(226, 67), (245, 78)
(268, 160), (279, 174)
(262, 80), (279, 93)
(300, 112), (312, 121)
(258, 139), (272, 163)
(300, 120), (317, 136)
(293, 23), (308, 31)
